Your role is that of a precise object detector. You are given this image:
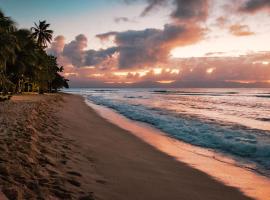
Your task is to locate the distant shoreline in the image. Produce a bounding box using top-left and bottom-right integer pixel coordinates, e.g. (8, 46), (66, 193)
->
(0, 93), (255, 199)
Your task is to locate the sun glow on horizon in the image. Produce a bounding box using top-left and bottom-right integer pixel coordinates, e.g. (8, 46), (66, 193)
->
(89, 73), (104, 77)
(225, 80), (270, 84)
(113, 72), (129, 76)
(64, 72), (79, 77)
(157, 80), (175, 84)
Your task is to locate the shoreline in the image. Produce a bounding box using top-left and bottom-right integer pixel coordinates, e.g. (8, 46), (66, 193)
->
(0, 93), (263, 199)
(86, 98), (270, 200)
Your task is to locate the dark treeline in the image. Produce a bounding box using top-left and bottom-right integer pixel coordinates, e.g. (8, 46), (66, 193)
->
(0, 9), (68, 98)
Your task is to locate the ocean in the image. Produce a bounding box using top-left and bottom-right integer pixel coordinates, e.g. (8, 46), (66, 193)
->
(66, 88), (270, 177)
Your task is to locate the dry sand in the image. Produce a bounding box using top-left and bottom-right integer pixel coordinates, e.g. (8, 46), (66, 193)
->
(0, 93), (253, 200)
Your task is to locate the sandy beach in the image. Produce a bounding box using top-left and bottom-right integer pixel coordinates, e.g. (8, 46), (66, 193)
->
(0, 93), (253, 200)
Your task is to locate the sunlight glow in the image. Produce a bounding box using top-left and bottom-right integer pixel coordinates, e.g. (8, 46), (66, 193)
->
(225, 80), (257, 84)
(157, 80), (175, 84)
(89, 73), (104, 77)
(206, 68), (215, 74)
(138, 70), (149, 77)
(64, 72), (78, 77)
(105, 81), (134, 84)
(113, 72), (129, 76)
(84, 66), (96, 69)
(253, 61), (269, 65)
(171, 69), (180, 74)
(153, 68), (162, 75)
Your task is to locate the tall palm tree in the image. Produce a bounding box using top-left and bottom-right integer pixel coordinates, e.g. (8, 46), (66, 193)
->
(31, 20), (53, 49)
(31, 20), (53, 93)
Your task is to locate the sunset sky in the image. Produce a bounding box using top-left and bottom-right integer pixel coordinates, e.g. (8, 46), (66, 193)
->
(1, 0), (270, 87)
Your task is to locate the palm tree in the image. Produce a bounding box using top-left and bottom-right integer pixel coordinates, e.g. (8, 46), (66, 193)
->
(31, 20), (53, 49)
(31, 20), (53, 93)
(0, 11), (68, 96)
(0, 10), (18, 94)
(7, 29), (38, 93)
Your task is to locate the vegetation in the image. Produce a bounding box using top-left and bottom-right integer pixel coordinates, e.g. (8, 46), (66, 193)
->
(0, 10), (69, 96)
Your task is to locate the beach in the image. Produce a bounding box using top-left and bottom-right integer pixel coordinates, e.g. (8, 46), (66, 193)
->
(1, 0), (270, 199)
(0, 93), (254, 200)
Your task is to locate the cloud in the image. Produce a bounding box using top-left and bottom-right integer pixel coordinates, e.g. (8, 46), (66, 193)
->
(96, 31), (118, 41)
(96, 24), (205, 68)
(215, 16), (229, 28)
(214, 17), (255, 37)
(114, 17), (136, 23)
(139, 0), (209, 22)
(171, 0), (209, 22)
(229, 24), (255, 36)
(240, 0), (270, 13)
(94, 0), (209, 68)
(47, 35), (66, 57)
(48, 0), (209, 71)
(84, 47), (119, 66)
(49, 38), (270, 88)
(46, 0), (270, 88)
(67, 52), (270, 88)
(48, 34), (89, 68)
(114, 17), (129, 23)
(48, 34), (119, 69)
(62, 34), (88, 67)
(140, 0), (168, 16)
(180, 52), (269, 83)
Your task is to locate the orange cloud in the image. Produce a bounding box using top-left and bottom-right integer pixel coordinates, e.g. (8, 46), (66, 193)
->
(229, 24), (255, 36)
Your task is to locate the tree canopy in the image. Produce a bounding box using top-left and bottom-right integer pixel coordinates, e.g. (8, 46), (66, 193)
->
(0, 9), (69, 95)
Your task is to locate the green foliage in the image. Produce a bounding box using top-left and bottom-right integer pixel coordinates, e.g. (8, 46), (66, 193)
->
(0, 9), (69, 96)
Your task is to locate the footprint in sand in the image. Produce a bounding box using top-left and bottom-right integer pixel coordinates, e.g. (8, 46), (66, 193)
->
(67, 171), (82, 177)
(95, 179), (107, 185)
(67, 179), (81, 187)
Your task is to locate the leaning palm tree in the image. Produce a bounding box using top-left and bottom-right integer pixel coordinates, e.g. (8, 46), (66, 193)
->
(31, 20), (53, 49)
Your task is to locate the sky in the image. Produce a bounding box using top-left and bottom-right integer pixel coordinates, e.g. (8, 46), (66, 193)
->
(1, 0), (270, 87)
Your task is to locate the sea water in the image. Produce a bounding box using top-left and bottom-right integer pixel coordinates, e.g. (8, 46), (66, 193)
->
(66, 88), (270, 177)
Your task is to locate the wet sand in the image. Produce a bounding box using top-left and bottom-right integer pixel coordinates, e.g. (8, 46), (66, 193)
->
(0, 93), (253, 199)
